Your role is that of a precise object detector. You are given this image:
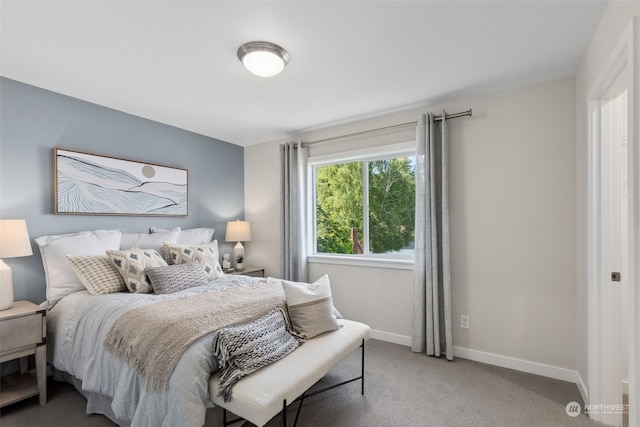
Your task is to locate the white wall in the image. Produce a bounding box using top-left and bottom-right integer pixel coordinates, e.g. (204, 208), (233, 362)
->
(243, 140), (283, 277)
(245, 77), (578, 373)
(574, 0), (640, 398)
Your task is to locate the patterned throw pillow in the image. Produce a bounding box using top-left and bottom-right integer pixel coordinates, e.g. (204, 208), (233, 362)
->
(212, 308), (303, 402)
(163, 240), (224, 281)
(67, 255), (127, 295)
(106, 246), (168, 293)
(145, 262), (209, 294)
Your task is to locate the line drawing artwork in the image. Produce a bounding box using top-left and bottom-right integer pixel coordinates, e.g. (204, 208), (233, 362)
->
(54, 148), (188, 216)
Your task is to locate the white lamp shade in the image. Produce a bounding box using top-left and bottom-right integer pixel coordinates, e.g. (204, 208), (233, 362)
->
(0, 219), (33, 259)
(225, 220), (252, 242)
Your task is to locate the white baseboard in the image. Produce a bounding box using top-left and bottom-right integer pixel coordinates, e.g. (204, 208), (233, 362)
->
(452, 346), (578, 383)
(574, 373), (626, 403)
(370, 329), (411, 347)
(370, 333), (586, 392)
(576, 371), (589, 403)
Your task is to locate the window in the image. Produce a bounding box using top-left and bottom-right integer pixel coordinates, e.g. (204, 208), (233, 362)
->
(311, 147), (415, 259)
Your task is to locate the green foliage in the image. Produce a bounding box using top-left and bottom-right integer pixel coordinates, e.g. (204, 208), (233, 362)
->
(316, 162), (363, 254)
(315, 157), (415, 254)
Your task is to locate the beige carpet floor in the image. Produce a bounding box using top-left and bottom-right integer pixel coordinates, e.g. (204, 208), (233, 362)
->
(1, 339), (614, 427)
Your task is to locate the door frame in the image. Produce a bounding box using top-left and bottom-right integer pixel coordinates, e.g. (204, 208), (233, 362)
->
(587, 17), (638, 426)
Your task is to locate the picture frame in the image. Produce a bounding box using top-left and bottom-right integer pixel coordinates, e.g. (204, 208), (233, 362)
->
(53, 148), (188, 216)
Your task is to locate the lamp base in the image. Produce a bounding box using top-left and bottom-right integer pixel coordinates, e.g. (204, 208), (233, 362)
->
(0, 260), (15, 311)
(233, 242), (245, 265)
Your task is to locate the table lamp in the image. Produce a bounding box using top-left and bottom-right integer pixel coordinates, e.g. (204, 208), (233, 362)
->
(0, 219), (33, 310)
(225, 220), (252, 265)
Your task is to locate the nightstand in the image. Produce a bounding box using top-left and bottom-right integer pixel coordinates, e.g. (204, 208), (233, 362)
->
(226, 267), (265, 278)
(0, 300), (47, 407)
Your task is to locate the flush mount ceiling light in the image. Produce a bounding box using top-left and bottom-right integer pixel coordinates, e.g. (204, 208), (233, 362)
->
(237, 41), (289, 77)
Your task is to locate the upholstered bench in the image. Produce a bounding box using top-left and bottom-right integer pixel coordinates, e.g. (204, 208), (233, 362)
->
(208, 319), (371, 427)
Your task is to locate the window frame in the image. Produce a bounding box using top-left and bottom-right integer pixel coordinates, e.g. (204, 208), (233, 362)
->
(307, 141), (416, 266)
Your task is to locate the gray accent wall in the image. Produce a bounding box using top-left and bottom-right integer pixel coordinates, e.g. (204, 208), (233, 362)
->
(0, 77), (245, 304)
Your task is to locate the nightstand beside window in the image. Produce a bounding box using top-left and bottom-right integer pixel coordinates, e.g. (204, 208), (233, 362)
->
(226, 267), (265, 278)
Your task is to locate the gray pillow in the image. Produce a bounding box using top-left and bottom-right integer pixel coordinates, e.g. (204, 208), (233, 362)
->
(145, 262), (209, 294)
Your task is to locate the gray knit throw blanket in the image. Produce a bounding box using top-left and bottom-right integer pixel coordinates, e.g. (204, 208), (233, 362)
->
(103, 280), (286, 392)
(213, 308), (304, 402)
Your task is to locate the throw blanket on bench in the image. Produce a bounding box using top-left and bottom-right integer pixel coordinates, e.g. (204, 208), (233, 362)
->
(213, 308), (304, 402)
(104, 280), (286, 391)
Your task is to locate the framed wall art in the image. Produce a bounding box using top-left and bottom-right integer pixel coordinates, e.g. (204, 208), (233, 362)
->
(53, 148), (188, 216)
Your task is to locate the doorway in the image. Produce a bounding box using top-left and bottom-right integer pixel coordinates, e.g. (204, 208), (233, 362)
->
(587, 20), (637, 427)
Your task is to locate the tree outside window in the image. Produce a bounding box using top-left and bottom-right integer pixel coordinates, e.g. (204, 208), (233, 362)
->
(314, 154), (415, 257)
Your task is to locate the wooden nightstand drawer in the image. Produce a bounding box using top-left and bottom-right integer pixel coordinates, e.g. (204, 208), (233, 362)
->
(0, 313), (44, 352)
(0, 301), (47, 407)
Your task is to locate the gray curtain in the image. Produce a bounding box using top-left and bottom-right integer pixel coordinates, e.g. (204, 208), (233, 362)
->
(280, 142), (309, 282)
(412, 112), (453, 360)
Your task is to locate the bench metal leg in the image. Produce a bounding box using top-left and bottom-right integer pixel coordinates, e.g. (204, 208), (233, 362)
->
(222, 408), (244, 426)
(281, 396), (307, 427)
(283, 399), (287, 427)
(361, 338), (365, 395)
(292, 391), (306, 427)
(284, 339), (366, 427)
(225, 339), (367, 427)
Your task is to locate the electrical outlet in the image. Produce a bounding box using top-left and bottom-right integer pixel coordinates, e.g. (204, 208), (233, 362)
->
(460, 315), (470, 329)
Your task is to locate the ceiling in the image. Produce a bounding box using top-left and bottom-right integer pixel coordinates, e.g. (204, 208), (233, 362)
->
(1, 1), (608, 147)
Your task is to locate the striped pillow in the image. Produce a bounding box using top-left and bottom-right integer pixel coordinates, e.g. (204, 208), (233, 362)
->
(67, 255), (126, 295)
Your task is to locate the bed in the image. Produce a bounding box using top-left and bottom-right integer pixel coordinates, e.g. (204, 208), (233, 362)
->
(36, 227), (343, 427)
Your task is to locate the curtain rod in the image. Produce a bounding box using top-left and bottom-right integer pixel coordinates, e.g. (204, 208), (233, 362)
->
(301, 109), (472, 147)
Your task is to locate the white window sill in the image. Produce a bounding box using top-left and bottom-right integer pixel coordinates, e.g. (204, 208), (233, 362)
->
(308, 254), (414, 270)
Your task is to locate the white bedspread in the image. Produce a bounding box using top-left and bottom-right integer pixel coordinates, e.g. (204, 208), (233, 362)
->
(47, 275), (266, 427)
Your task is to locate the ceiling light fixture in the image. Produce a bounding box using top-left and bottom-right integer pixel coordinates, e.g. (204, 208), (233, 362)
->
(237, 41), (289, 77)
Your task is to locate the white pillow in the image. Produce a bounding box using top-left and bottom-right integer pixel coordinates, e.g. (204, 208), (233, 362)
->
(278, 274), (339, 339)
(151, 226), (215, 245)
(35, 229), (123, 308)
(120, 229), (180, 253)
